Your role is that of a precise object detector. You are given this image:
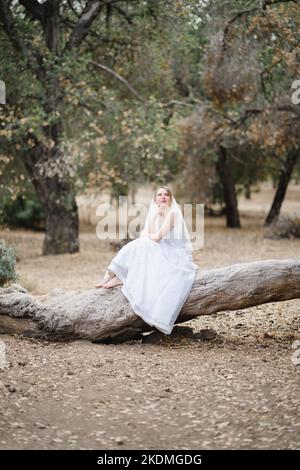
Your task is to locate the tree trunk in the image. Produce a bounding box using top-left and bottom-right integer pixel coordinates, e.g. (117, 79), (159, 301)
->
(0, 258), (299, 343)
(39, 6), (80, 254)
(16, 1), (80, 255)
(264, 150), (299, 226)
(42, 186), (79, 255)
(244, 181), (251, 199)
(23, 146), (79, 255)
(215, 146), (241, 228)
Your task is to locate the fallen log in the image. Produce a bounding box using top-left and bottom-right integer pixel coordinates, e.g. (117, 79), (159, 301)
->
(0, 258), (299, 343)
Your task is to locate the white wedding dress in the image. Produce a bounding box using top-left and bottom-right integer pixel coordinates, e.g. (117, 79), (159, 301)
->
(108, 216), (198, 335)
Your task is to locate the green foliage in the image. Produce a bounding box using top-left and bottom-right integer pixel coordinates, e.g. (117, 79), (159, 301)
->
(1, 0), (299, 212)
(0, 1), (209, 205)
(0, 239), (18, 287)
(74, 92), (181, 196)
(0, 193), (45, 230)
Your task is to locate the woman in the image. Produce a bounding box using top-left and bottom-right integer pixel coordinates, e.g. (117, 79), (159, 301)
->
(95, 186), (198, 335)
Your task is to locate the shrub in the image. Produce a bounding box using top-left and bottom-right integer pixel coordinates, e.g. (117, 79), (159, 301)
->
(0, 239), (18, 287)
(264, 214), (300, 240)
(0, 194), (45, 230)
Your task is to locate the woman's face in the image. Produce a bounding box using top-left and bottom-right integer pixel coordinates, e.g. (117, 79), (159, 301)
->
(155, 188), (171, 208)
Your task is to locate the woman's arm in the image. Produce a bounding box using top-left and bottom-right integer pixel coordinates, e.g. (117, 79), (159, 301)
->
(140, 212), (159, 237)
(148, 211), (176, 242)
(149, 212), (159, 234)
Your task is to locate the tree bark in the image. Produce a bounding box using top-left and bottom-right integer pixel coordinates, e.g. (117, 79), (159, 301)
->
(215, 146), (241, 228)
(264, 150), (299, 226)
(40, 182), (79, 255)
(0, 258), (299, 343)
(22, 144), (79, 255)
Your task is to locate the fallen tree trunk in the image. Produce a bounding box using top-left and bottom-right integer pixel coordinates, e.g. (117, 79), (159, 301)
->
(0, 258), (299, 343)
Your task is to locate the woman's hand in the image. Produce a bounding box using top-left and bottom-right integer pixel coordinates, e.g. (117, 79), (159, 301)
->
(148, 233), (160, 242)
(140, 231), (160, 242)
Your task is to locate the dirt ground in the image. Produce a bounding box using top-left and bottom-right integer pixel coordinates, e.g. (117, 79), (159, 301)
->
(0, 182), (300, 450)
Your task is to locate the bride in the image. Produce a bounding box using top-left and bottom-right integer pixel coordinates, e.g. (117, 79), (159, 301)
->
(95, 186), (198, 335)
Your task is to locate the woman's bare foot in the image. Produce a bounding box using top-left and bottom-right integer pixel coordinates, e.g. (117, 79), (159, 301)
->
(95, 270), (115, 288)
(103, 275), (123, 288)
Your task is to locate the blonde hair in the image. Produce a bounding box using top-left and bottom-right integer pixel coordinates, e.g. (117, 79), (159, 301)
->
(153, 186), (173, 206)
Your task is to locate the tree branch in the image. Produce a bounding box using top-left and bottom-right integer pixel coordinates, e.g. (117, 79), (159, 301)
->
(111, 4), (134, 24)
(0, 0), (25, 53)
(66, 0), (134, 49)
(19, 0), (44, 22)
(0, 258), (299, 343)
(89, 60), (146, 102)
(220, 0), (298, 58)
(66, 0), (106, 49)
(262, 0), (298, 10)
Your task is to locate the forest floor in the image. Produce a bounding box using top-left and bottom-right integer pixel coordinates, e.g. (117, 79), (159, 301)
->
(0, 182), (300, 450)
